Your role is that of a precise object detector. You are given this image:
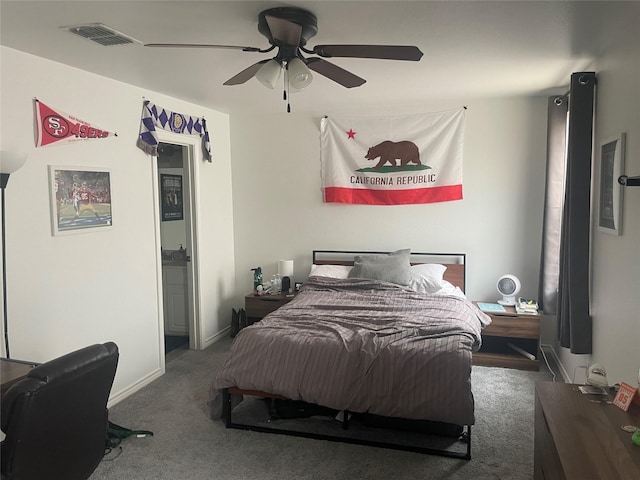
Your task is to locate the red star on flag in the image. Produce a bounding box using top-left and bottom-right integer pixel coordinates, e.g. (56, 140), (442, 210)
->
(346, 128), (356, 139)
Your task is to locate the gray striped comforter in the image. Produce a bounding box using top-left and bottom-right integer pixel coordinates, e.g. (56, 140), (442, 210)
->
(210, 276), (491, 425)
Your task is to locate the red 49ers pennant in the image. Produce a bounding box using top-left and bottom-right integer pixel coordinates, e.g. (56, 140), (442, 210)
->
(34, 99), (117, 147)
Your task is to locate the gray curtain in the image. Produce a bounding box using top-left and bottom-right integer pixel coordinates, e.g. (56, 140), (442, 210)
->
(539, 95), (567, 315)
(539, 72), (595, 354)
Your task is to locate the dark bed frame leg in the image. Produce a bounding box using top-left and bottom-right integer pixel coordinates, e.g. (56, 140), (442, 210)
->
(222, 388), (231, 427)
(342, 410), (349, 430)
(462, 425), (471, 460)
(268, 398), (278, 418)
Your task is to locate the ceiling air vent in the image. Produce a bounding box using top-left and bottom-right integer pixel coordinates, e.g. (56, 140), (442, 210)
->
(62, 23), (139, 46)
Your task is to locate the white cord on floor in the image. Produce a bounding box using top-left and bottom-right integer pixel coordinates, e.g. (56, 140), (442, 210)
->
(538, 346), (557, 382)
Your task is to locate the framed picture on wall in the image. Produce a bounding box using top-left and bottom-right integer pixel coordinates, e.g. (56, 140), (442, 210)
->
(598, 133), (625, 235)
(48, 166), (113, 236)
(160, 174), (183, 221)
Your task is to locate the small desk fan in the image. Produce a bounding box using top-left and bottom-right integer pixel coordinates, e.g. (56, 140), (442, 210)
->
(497, 274), (521, 306)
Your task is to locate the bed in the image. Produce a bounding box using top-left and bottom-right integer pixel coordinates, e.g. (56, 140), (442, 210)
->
(209, 250), (491, 458)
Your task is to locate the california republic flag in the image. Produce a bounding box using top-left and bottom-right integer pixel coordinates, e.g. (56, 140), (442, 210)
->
(320, 108), (465, 205)
(34, 99), (117, 147)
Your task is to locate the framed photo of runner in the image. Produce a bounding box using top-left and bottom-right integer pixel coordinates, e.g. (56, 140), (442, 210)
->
(48, 166), (113, 236)
(160, 174), (183, 221)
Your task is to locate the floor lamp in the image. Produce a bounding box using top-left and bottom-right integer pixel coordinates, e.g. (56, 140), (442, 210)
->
(1, 151), (28, 359)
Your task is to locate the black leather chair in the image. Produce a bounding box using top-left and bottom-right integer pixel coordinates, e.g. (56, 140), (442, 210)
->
(1, 342), (119, 480)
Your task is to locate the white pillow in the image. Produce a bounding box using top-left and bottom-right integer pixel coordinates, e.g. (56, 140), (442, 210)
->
(407, 264), (447, 293)
(308, 264), (353, 279)
(434, 280), (466, 299)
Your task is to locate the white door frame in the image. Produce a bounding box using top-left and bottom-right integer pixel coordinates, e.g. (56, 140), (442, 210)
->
(152, 131), (202, 355)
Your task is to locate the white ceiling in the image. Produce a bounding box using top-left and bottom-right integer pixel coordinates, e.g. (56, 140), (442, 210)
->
(1, 1), (639, 114)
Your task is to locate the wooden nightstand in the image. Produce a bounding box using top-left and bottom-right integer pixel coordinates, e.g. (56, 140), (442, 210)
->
(245, 293), (295, 324)
(473, 303), (541, 371)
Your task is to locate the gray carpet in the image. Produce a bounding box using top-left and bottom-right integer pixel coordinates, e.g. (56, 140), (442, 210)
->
(164, 335), (189, 354)
(90, 337), (555, 480)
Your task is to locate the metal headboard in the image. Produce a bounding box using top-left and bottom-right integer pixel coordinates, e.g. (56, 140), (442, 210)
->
(312, 250), (466, 293)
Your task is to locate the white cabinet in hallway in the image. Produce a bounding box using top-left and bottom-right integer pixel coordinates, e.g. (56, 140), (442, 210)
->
(162, 265), (188, 335)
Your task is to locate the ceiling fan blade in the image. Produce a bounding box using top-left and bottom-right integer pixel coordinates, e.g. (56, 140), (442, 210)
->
(312, 45), (423, 61)
(223, 60), (270, 86)
(265, 15), (302, 46)
(145, 43), (262, 52)
(306, 58), (366, 89)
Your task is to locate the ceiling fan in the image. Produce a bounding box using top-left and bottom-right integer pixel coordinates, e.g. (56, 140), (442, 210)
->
(144, 6), (423, 110)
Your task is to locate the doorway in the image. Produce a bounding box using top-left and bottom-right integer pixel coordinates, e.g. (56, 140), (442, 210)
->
(155, 137), (199, 358)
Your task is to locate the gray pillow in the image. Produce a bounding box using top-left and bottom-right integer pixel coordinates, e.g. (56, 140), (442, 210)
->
(348, 249), (412, 286)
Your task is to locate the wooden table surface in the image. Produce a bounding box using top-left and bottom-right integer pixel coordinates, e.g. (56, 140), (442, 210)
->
(535, 381), (640, 478)
(1, 358), (37, 395)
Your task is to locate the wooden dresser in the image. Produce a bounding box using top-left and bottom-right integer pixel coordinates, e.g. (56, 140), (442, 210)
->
(534, 381), (640, 479)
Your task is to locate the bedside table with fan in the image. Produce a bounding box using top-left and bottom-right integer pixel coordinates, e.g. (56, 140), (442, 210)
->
(473, 275), (541, 371)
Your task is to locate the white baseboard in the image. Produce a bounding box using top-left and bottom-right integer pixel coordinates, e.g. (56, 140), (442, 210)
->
(107, 328), (231, 408)
(202, 327), (230, 349)
(107, 367), (164, 408)
(540, 343), (571, 382)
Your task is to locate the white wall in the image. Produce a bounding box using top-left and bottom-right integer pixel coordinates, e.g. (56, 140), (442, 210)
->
(0, 46), (235, 401)
(229, 31), (640, 389)
(553, 27), (640, 386)
(229, 97), (549, 308)
(4, 23), (637, 402)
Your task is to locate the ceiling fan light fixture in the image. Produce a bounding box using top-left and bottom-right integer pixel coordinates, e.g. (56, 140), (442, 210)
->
(287, 57), (313, 89)
(142, 6), (423, 96)
(255, 59), (282, 89)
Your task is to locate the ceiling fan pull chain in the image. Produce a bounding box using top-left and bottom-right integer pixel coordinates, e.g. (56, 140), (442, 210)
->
(283, 65), (287, 101)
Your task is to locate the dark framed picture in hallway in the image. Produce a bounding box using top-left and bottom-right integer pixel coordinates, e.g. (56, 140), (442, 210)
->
(160, 174), (183, 221)
(48, 166), (113, 236)
(598, 133), (625, 235)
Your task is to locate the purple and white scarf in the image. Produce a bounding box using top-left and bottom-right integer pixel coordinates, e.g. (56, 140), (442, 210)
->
(137, 100), (212, 162)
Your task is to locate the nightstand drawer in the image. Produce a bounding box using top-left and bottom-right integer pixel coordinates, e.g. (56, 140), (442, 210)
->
(483, 315), (540, 339)
(245, 294), (293, 319)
